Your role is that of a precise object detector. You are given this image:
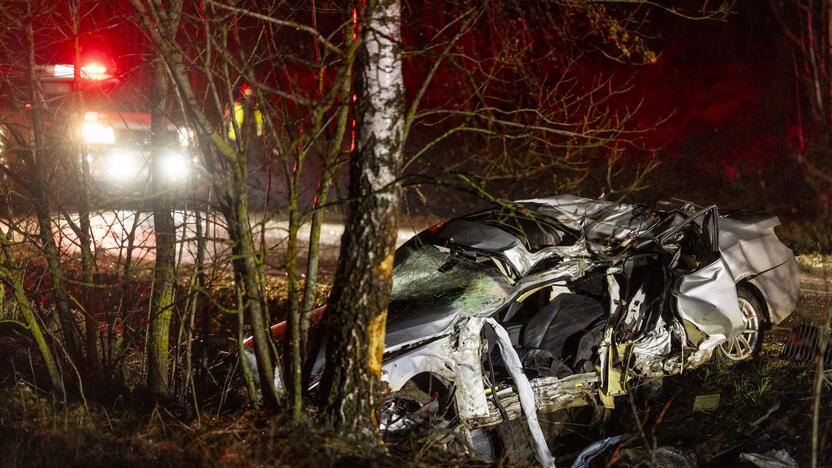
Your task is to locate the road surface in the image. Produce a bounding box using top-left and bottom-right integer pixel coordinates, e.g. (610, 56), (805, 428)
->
(2, 210), (430, 267)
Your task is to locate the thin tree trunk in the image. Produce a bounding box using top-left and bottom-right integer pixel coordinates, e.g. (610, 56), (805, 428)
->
(147, 57), (177, 399)
(145, 0), (184, 399)
(223, 189), (281, 409)
(0, 231), (63, 393)
(320, 0), (404, 433)
(194, 206), (210, 387)
(237, 284), (258, 408)
(113, 206), (143, 382)
(300, 184), (327, 350)
(300, 57), (354, 353)
(72, 0), (99, 379)
(301, 29), (360, 390)
(25, 15), (84, 369)
(289, 28), (360, 416)
(285, 195), (302, 419)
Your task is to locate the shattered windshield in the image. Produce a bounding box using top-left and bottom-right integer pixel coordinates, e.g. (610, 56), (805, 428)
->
(390, 241), (513, 318)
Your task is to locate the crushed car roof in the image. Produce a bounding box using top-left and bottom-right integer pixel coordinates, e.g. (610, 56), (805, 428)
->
(417, 194), (659, 277)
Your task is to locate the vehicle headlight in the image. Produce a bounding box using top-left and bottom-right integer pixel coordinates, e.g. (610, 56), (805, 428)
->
(106, 149), (141, 182)
(159, 151), (190, 181)
(82, 121), (115, 144)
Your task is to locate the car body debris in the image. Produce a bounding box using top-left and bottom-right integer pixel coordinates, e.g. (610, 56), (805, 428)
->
(693, 393), (720, 412)
(570, 435), (624, 468)
(739, 449), (798, 468)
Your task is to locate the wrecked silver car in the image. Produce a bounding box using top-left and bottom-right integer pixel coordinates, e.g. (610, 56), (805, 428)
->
(249, 195), (800, 466)
(374, 195), (799, 464)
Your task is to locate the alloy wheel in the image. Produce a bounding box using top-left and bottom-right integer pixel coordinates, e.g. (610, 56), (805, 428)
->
(718, 296), (760, 361)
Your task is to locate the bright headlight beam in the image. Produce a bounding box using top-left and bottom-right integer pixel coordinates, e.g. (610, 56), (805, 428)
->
(106, 150), (140, 183)
(160, 151), (190, 181)
(82, 121), (115, 144)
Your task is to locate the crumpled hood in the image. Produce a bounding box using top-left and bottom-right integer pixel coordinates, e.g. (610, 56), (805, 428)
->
(384, 302), (458, 349)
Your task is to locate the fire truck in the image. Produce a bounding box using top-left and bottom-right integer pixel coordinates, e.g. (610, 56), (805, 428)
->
(0, 61), (197, 200)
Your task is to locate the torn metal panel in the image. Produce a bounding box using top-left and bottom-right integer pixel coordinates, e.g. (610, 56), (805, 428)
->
(633, 309), (673, 357)
(675, 258), (744, 350)
(685, 346), (716, 369)
(381, 336), (456, 392)
(718, 216), (800, 324)
(633, 327), (672, 357)
(474, 373), (597, 428)
(622, 286), (647, 331)
(604, 342), (633, 397)
(452, 317), (490, 420)
(599, 269), (621, 394)
(747, 259), (800, 324)
(417, 218), (558, 277)
(739, 449), (798, 468)
(485, 318), (556, 468)
(718, 216), (792, 278)
(522, 194), (659, 251)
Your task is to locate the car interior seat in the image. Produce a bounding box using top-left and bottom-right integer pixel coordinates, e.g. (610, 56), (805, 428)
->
(520, 293), (606, 373)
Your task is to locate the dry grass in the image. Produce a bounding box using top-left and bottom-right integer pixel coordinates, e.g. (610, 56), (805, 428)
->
(600, 342), (832, 466)
(0, 382), (424, 468)
(798, 252), (832, 269)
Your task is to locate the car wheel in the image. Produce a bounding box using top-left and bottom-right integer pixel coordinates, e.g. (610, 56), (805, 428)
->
(716, 287), (765, 363)
(380, 374), (453, 436)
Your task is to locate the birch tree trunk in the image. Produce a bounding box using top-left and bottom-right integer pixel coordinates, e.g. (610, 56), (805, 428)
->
(320, 0), (404, 432)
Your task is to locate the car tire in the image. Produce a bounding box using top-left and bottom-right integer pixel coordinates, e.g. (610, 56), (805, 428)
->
(716, 287), (765, 364)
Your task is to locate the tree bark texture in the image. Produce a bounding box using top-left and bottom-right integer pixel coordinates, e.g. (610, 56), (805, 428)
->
(223, 187), (281, 409)
(320, 0), (404, 433)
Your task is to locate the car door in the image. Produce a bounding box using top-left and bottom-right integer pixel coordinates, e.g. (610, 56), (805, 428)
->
(665, 206), (746, 351)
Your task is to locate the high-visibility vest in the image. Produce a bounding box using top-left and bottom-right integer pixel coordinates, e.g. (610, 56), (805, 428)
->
(227, 101), (263, 140)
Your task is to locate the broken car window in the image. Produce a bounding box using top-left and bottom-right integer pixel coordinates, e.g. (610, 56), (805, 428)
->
(390, 241), (513, 318)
